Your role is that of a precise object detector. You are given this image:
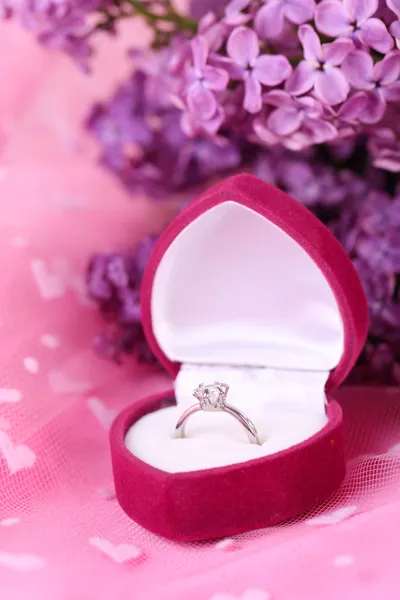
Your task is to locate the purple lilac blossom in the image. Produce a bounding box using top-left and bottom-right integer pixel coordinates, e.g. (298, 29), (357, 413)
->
(315, 0), (393, 53)
(4, 0), (400, 163)
(87, 241), (158, 363)
(185, 36), (229, 122)
(255, 0), (315, 40)
(255, 93), (337, 150)
(0, 0), (104, 69)
(339, 191), (400, 372)
(388, 0), (400, 47)
(224, 0), (253, 26)
(226, 26), (292, 113)
(86, 53), (244, 196)
(369, 129), (400, 171)
(160, 2), (400, 164)
(285, 25), (354, 105)
(342, 50), (400, 123)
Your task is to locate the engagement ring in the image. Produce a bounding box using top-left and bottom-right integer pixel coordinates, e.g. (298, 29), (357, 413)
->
(174, 381), (261, 445)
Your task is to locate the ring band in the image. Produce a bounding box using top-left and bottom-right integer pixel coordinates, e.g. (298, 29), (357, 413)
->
(174, 381), (262, 445)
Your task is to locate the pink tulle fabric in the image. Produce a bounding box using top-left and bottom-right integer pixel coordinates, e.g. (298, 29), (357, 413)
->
(1, 21), (400, 600)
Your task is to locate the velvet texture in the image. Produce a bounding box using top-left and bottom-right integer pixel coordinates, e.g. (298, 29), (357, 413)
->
(110, 392), (345, 542)
(110, 175), (368, 541)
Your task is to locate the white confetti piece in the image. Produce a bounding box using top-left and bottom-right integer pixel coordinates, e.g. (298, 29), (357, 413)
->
(40, 334), (60, 349)
(23, 357), (39, 374)
(48, 370), (91, 395)
(0, 431), (36, 474)
(0, 389), (22, 404)
(210, 590), (271, 600)
(88, 537), (141, 563)
(0, 552), (45, 571)
(97, 488), (116, 500)
(306, 505), (358, 526)
(87, 397), (117, 430)
(215, 538), (238, 551)
(333, 554), (354, 568)
(10, 236), (29, 248)
(0, 518), (20, 527)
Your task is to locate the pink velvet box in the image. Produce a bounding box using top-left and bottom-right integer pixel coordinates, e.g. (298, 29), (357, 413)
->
(110, 174), (368, 542)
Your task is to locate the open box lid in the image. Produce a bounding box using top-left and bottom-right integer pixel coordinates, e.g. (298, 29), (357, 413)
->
(140, 174), (368, 391)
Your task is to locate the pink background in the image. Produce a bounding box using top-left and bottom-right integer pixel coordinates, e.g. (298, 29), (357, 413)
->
(1, 21), (400, 600)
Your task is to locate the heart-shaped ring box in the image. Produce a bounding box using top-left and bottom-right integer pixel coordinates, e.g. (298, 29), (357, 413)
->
(110, 174), (368, 541)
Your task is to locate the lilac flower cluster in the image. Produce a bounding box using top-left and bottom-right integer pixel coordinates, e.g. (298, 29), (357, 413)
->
(0, 0), (105, 70)
(0, 0), (198, 70)
(339, 185), (400, 383)
(164, 0), (400, 170)
(87, 237), (158, 363)
(4, 0), (400, 166)
(86, 56), (245, 196)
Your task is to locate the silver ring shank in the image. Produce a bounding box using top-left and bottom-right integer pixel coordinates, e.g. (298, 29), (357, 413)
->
(175, 403), (261, 445)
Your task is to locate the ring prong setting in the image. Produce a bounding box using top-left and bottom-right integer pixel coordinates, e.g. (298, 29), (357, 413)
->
(193, 381), (229, 410)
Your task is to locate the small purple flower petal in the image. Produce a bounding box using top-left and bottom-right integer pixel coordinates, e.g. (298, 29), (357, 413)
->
(360, 89), (387, 123)
(253, 118), (279, 145)
(187, 81), (217, 120)
(315, 67), (350, 105)
(305, 119), (338, 143)
(182, 103), (225, 137)
(191, 36), (208, 72)
(342, 50), (374, 89)
(297, 95), (323, 113)
(244, 73), (263, 113)
(107, 256), (129, 288)
(263, 89), (292, 106)
(224, 0), (252, 25)
(338, 92), (368, 121)
(119, 289), (141, 324)
(315, 0), (350, 37)
(284, 0), (316, 24)
(135, 236), (158, 276)
(198, 12), (226, 52)
(201, 106), (226, 134)
(203, 65), (229, 90)
(87, 255), (112, 301)
(374, 53), (400, 85)
(384, 81), (400, 100)
(227, 26), (259, 67)
(209, 54), (244, 80)
(253, 54), (292, 86)
(387, 0), (400, 17)
(268, 105), (304, 135)
(390, 20), (400, 40)
(299, 24), (322, 62)
(197, 10), (216, 30)
(360, 18), (394, 53)
(344, 0), (378, 21)
(285, 61), (315, 96)
(373, 147), (400, 171)
(322, 38), (354, 66)
(254, 2), (285, 39)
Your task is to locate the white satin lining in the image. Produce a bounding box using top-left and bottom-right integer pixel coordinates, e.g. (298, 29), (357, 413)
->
(150, 201), (344, 372)
(125, 201), (344, 473)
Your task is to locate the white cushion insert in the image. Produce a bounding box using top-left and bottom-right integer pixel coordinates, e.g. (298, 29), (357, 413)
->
(125, 364), (329, 472)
